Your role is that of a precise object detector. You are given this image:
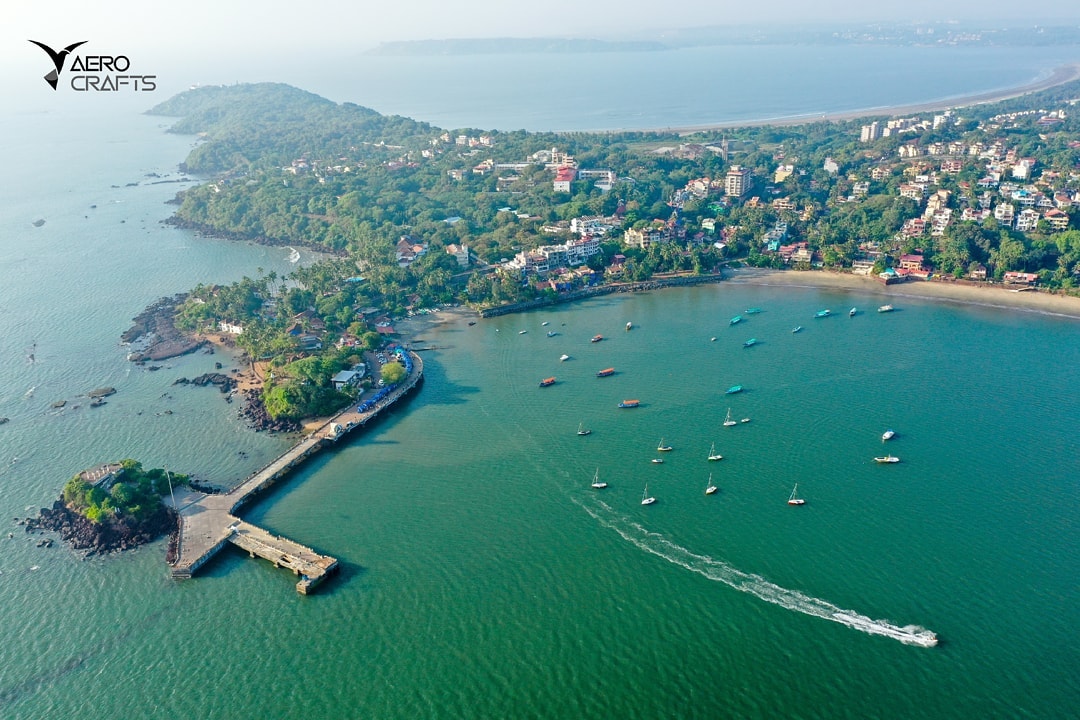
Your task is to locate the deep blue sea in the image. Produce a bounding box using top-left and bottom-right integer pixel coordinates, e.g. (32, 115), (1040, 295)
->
(0, 44), (1078, 719)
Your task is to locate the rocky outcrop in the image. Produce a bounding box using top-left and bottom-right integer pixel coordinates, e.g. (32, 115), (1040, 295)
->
(238, 389), (300, 433)
(25, 500), (178, 557)
(174, 373), (236, 393)
(123, 294), (207, 362)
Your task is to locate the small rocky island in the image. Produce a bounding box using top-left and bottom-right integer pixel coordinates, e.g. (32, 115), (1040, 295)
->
(24, 460), (189, 557)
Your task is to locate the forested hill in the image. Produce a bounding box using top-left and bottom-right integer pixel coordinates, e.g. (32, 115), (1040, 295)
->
(146, 83), (436, 174)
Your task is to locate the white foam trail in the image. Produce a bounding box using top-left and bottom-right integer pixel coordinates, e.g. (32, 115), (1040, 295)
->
(287, 247), (300, 263)
(580, 498), (938, 648)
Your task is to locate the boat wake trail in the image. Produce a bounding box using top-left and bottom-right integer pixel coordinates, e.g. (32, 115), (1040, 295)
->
(578, 497), (938, 648)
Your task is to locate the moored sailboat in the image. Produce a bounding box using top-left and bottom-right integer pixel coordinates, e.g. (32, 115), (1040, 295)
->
(787, 484), (805, 505)
(657, 438), (672, 452)
(708, 442), (723, 461)
(577, 422), (592, 436)
(641, 484), (656, 505)
(590, 468), (607, 489)
(705, 473), (718, 495)
(723, 409), (737, 427)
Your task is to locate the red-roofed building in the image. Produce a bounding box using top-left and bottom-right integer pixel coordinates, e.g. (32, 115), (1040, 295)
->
(553, 167), (577, 192)
(899, 254), (925, 270)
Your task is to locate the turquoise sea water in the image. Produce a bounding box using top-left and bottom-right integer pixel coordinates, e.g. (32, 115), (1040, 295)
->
(1, 46), (1079, 718)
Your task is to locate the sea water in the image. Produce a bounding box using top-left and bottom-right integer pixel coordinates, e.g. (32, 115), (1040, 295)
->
(1, 46), (1079, 719)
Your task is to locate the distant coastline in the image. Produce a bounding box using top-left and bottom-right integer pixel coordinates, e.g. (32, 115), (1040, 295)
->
(630, 63), (1080, 134)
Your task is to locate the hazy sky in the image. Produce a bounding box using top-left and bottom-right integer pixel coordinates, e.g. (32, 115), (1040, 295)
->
(5, 0), (1080, 102)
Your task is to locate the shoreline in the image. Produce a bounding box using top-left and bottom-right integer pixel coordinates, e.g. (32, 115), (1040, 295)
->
(723, 267), (1080, 320)
(622, 63), (1080, 134)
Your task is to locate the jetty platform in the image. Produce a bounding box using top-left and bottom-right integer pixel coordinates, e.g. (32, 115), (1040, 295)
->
(168, 351), (423, 593)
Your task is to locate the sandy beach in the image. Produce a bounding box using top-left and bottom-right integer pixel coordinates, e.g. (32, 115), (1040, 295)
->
(656, 63), (1080, 134)
(725, 267), (1080, 320)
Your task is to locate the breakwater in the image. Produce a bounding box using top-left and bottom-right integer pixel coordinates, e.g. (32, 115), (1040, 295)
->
(168, 350), (424, 593)
(478, 273), (725, 318)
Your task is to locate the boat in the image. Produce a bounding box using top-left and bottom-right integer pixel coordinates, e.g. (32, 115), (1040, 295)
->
(651, 458), (664, 464)
(745, 307), (762, 314)
(708, 443), (723, 461)
(792, 326), (803, 333)
(710, 337), (717, 342)
(815, 309), (831, 318)
(874, 456), (900, 463)
(626, 322), (633, 331)
(729, 315), (743, 325)
(657, 438), (673, 452)
(468, 321), (476, 326)
(618, 399), (639, 408)
(723, 409), (737, 427)
(596, 367), (615, 377)
(590, 468), (607, 489)
(740, 417), (751, 424)
(725, 385), (743, 395)
(641, 484), (656, 505)
(705, 473), (718, 495)
(542, 321), (549, 326)
(539, 377), (556, 387)
(849, 307), (857, 317)
(882, 429), (895, 441)
(591, 335), (603, 343)
(743, 338), (757, 348)
(787, 484), (805, 505)
(560, 354), (570, 361)
(547, 331), (557, 337)
(519, 330), (528, 334)
(577, 422), (592, 437)
(878, 304), (894, 313)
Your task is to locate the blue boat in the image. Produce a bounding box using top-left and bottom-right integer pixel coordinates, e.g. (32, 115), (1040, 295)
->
(792, 326), (803, 333)
(729, 315), (743, 325)
(743, 338), (757, 348)
(725, 385), (743, 394)
(745, 308), (763, 314)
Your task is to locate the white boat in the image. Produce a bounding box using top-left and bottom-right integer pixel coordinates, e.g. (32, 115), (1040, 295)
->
(542, 321), (549, 326)
(559, 354), (570, 361)
(590, 468), (607, 489)
(705, 473), (717, 495)
(874, 456), (900, 464)
(740, 417), (751, 424)
(519, 330), (527, 334)
(626, 321), (633, 331)
(849, 307), (857, 317)
(657, 438), (673, 452)
(787, 484), (805, 506)
(878, 304), (894, 313)
(882, 429), (895, 441)
(641, 484), (656, 505)
(577, 422), (592, 437)
(651, 458), (664, 464)
(708, 442), (723, 461)
(792, 326), (802, 334)
(723, 408), (737, 427)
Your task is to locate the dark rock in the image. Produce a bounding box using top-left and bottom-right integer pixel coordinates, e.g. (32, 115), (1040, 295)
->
(239, 390), (300, 433)
(123, 294), (207, 362)
(27, 499), (178, 557)
(51, 400), (67, 408)
(33, 219), (45, 227)
(189, 373), (236, 393)
(87, 387), (116, 398)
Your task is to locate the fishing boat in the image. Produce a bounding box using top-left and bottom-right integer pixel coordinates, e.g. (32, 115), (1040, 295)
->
(729, 315), (743, 326)
(740, 417), (751, 424)
(723, 409), (737, 427)
(577, 422), (592, 437)
(650, 458), (664, 464)
(596, 367), (615, 377)
(878, 304), (894, 313)
(745, 307), (763, 314)
(519, 330), (528, 334)
(787, 484), (805, 505)
(618, 399), (639, 408)
(539, 377), (556, 387)
(657, 438), (673, 452)
(705, 473), (718, 495)
(708, 443), (723, 461)
(590, 468), (607, 489)
(626, 322), (633, 331)
(874, 456), (900, 463)
(641, 484), (656, 505)
(815, 309), (831, 318)
(725, 385), (743, 395)
(743, 338), (757, 348)
(560, 354), (570, 361)
(547, 331), (557, 337)
(849, 307), (857, 317)
(467, 321), (476, 326)
(792, 326), (803, 333)
(591, 335), (603, 343)
(882, 429), (895, 441)
(542, 321), (549, 326)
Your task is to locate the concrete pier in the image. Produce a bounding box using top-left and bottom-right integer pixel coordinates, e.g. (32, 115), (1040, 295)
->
(169, 351), (423, 593)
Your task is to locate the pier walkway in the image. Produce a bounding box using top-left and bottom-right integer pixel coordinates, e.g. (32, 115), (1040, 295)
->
(169, 351), (423, 593)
